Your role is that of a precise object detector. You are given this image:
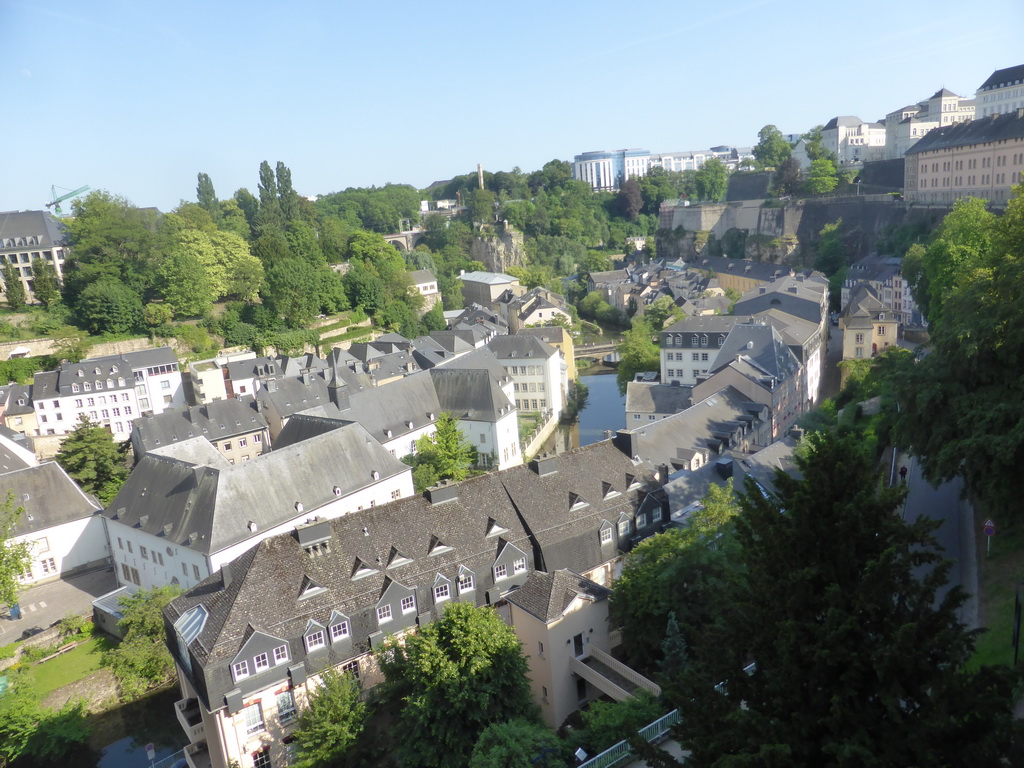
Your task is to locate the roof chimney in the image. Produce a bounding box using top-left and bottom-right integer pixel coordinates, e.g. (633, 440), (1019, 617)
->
(221, 562), (233, 589)
(531, 453), (558, 477)
(426, 480), (459, 505)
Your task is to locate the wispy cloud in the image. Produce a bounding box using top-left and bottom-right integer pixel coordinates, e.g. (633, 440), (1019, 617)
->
(20, 68), (31, 78)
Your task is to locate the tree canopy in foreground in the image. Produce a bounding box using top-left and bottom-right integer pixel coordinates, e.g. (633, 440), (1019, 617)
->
(659, 432), (1022, 765)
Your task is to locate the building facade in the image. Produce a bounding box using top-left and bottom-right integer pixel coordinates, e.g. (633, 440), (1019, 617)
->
(884, 88), (975, 160)
(821, 116), (887, 165)
(976, 64), (1024, 118)
(0, 210), (69, 304)
(904, 109), (1024, 206)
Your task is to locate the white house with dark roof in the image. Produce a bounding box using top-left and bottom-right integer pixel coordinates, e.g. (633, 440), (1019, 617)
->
(0, 210), (70, 304)
(104, 421), (414, 593)
(6, 461), (106, 586)
(459, 270), (525, 308)
(487, 334), (566, 420)
(162, 442), (662, 768)
(408, 268), (440, 311)
(30, 347), (184, 444)
(976, 63), (1024, 118)
(821, 116), (887, 165)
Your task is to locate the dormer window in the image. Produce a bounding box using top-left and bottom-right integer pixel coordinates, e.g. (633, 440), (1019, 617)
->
(458, 567), (475, 594)
(602, 481), (620, 500)
(232, 660), (250, 681)
(305, 627), (326, 652)
(433, 574), (451, 603)
(71, 384), (79, 393)
(569, 492), (588, 510)
(330, 619), (350, 642)
(83, 382), (91, 392)
(486, 518), (508, 537)
(94, 367), (101, 375)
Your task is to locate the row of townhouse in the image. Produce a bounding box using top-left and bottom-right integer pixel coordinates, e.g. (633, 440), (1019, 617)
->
(645, 273), (828, 435)
(0, 347), (185, 454)
(162, 442), (665, 768)
(841, 253), (923, 328)
(904, 108), (1024, 206)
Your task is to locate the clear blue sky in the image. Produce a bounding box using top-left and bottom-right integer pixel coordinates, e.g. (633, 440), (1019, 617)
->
(3, 0), (1022, 213)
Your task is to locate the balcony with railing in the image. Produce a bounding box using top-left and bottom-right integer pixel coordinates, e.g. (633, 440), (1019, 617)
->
(175, 697), (205, 742)
(185, 740), (212, 768)
(578, 709), (681, 768)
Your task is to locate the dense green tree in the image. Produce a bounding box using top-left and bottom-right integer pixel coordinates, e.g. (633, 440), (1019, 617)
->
(616, 317), (660, 394)
(233, 188), (260, 238)
(616, 177), (643, 221)
(421, 301), (447, 332)
(611, 489), (737, 672)
(752, 124), (792, 168)
(0, 682), (91, 766)
(643, 295), (682, 331)
(262, 258), (321, 327)
(292, 669), (367, 768)
(276, 161), (300, 225)
(885, 188), (1024, 517)
(378, 601), (536, 768)
(252, 230), (292, 266)
(469, 188), (497, 225)
(255, 160), (284, 234)
(694, 158), (729, 202)
(217, 198), (250, 240)
(157, 241), (215, 318)
(210, 230), (265, 301)
(579, 692), (663, 755)
(62, 190), (160, 305)
(407, 412), (476, 491)
(668, 431), (1022, 765)
(469, 719), (566, 768)
(0, 492), (32, 610)
(30, 258), (62, 307)
(195, 173), (220, 219)
(2, 263), (26, 310)
(805, 157), (839, 195)
(772, 156), (802, 196)
(143, 302), (174, 327)
(102, 585), (182, 700)
(55, 416), (130, 503)
(75, 278), (144, 334)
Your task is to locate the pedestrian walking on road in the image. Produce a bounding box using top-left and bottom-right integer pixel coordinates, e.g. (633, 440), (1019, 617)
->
(899, 465), (908, 483)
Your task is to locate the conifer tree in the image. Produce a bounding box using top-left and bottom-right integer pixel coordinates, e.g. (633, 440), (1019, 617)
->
(668, 432), (1022, 765)
(2, 262), (26, 310)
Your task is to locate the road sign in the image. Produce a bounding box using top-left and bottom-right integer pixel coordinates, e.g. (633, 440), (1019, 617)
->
(146, 743), (155, 760)
(984, 519), (996, 536)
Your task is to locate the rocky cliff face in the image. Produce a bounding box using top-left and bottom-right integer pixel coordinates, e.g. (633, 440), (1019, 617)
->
(470, 224), (526, 273)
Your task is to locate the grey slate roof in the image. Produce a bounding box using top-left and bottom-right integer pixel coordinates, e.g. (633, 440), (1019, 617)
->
(255, 376), (332, 420)
(430, 368), (513, 422)
(271, 414), (349, 451)
(147, 436), (230, 468)
(346, 373), (442, 442)
(0, 210), (67, 249)
(688, 257), (795, 284)
(732, 275), (827, 326)
(734, 435), (801, 497)
(105, 422), (408, 557)
(459, 271), (518, 285)
(4, 384), (34, 415)
(625, 382), (693, 415)
(979, 64), (1024, 91)
(486, 334), (558, 362)
(905, 110), (1024, 155)
(616, 386), (770, 468)
(505, 569), (611, 623)
(164, 440), (659, 711)
(408, 269), (437, 285)
(133, 397), (267, 451)
(3, 462), (102, 536)
(712, 323), (802, 382)
(823, 116), (866, 129)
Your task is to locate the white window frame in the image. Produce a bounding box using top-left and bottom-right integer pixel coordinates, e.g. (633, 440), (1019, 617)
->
(400, 595), (416, 614)
(434, 582), (451, 602)
(458, 570), (475, 593)
(305, 629), (326, 652)
(232, 660), (250, 681)
(243, 702), (264, 736)
(377, 604), (393, 623)
(512, 557), (527, 575)
(600, 527), (613, 544)
(494, 563), (508, 580)
(330, 621), (350, 642)
(273, 644), (289, 664)
(253, 652), (269, 672)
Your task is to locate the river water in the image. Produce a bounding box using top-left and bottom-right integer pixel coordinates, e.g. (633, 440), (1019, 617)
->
(545, 371), (626, 453)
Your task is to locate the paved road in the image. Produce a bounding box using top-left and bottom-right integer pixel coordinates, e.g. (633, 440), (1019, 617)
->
(0, 567), (118, 643)
(821, 325), (843, 401)
(901, 457), (977, 627)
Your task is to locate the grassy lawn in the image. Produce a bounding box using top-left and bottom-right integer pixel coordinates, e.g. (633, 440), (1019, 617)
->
(970, 511), (1024, 669)
(24, 635), (116, 697)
